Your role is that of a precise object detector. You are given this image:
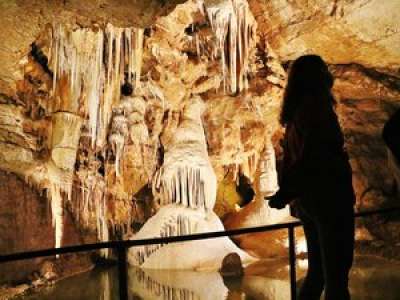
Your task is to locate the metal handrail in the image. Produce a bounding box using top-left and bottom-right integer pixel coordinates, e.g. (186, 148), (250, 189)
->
(1, 206), (399, 300)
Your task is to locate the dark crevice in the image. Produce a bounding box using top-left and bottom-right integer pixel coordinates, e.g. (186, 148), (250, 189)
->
(360, 67), (400, 92)
(236, 174), (255, 206)
(184, 22), (209, 36)
(30, 43), (53, 78)
(331, 63), (400, 92)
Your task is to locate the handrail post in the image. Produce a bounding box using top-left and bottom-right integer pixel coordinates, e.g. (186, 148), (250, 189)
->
(289, 225), (297, 300)
(117, 245), (128, 300)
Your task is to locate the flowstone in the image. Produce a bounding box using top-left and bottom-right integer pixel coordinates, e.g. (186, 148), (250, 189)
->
(128, 98), (254, 269)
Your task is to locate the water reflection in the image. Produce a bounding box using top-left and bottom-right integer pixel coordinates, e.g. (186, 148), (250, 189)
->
(20, 256), (400, 300)
(18, 267), (119, 300)
(129, 268), (228, 299)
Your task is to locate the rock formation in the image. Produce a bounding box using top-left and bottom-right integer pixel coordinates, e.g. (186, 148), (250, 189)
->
(128, 97), (253, 269)
(0, 0), (399, 288)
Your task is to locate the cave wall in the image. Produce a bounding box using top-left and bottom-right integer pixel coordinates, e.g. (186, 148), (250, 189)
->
(332, 65), (400, 241)
(0, 170), (92, 284)
(248, 0), (400, 73)
(0, 0), (286, 276)
(333, 64), (400, 209)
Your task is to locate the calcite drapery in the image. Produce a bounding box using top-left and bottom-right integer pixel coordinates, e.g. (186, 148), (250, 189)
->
(51, 24), (144, 148)
(204, 0), (255, 94)
(45, 23), (145, 252)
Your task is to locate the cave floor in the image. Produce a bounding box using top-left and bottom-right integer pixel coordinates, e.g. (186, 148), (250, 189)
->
(16, 255), (400, 300)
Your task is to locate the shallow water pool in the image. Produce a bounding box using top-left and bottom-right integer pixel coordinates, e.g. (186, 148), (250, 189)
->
(19, 256), (400, 300)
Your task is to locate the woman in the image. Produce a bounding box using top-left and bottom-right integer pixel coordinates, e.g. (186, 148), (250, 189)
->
(383, 107), (400, 194)
(268, 55), (355, 300)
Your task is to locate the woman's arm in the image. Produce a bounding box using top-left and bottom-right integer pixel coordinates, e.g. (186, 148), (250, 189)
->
(383, 108), (400, 162)
(270, 107), (344, 208)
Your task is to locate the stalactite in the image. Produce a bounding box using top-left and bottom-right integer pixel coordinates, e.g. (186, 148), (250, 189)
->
(259, 137), (279, 197)
(51, 24), (144, 148)
(51, 24), (104, 136)
(96, 192), (109, 257)
(49, 23), (145, 251)
(133, 29), (144, 88)
(42, 161), (74, 254)
(205, 0), (253, 94)
(206, 1), (231, 93)
(75, 171), (110, 257)
(228, 152), (259, 186)
(154, 165), (216, 211)
(49, 183), (63, 253)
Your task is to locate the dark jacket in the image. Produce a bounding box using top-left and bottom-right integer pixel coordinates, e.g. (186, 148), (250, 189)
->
(383, 108), (400, 162)
(277, 102), (355, 216)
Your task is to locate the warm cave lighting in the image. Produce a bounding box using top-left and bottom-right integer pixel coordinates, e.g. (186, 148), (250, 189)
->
(0, 0), (399, 299)
(284, 236), (308, 256)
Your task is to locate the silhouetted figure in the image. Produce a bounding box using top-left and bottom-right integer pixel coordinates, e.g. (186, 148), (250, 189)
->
(383, 108), (400, 161)
(383, 108), (400, 192)
(267, 55), (355, 300)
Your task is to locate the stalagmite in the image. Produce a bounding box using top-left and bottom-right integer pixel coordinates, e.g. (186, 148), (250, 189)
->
(44, 161), (74, 253)
(223, 136), (289, 238)
(152, 97), (217, 211)
(128, 205), (253, 269)
(49, 183), (63, 252)
(128, 97), (254, 269)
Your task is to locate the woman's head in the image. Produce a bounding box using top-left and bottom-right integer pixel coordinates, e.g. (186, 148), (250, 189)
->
(280, 55), (335, 126)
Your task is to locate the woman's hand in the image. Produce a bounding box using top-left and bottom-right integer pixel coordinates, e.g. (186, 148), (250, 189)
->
(265, 194), (287, 209)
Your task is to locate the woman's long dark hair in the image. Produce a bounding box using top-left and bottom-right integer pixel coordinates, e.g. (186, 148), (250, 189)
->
(280, 55), (335, 126)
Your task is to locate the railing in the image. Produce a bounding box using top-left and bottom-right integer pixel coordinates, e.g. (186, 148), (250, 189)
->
(1, 206), (400, 300)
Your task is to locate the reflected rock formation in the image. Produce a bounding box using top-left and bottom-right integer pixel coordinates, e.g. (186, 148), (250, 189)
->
(127, 259), (292, 300)
(129, 267), (228, 300)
